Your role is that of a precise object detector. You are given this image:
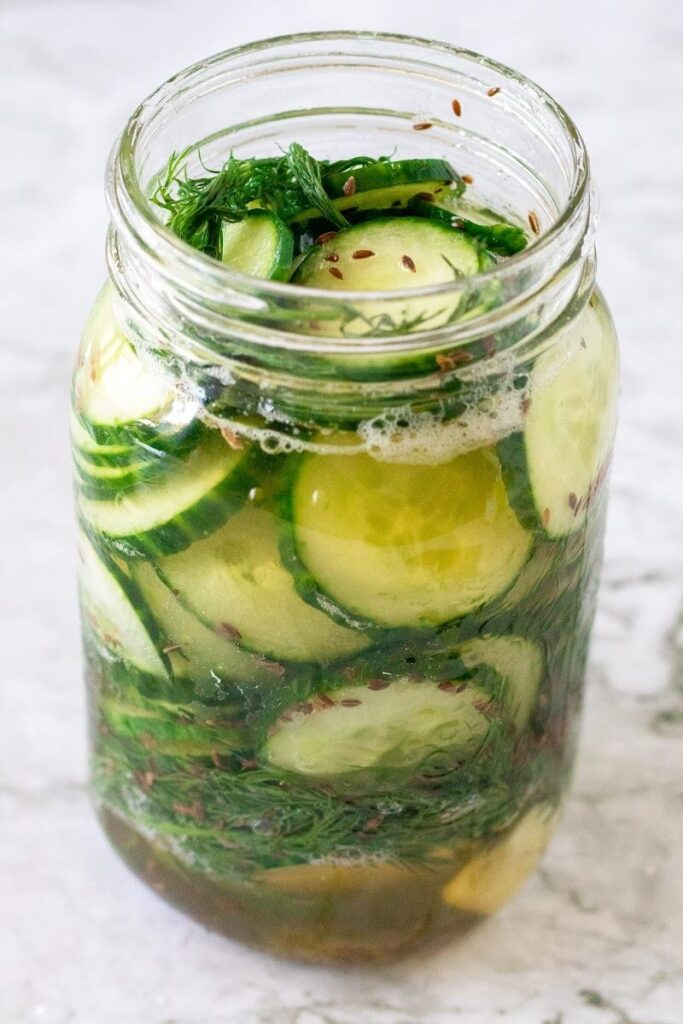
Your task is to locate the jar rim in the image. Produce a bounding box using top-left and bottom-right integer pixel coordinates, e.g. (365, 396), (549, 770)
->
(111, 30), (592, 310)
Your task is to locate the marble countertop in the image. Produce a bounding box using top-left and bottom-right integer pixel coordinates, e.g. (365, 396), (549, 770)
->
(1, 2), (681, 1022)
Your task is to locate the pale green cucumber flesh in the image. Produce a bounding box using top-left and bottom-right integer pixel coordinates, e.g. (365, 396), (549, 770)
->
(292, 217), (482, 335)
(221, 210), (293, 280)
(77, 530), (167, 677)
(79, 432), (254, 557)
(286, 447), (533, 628)
(130, 560), (282, 688)
(155, 505), (370, 664)
(75, 287), (176, 431)
(430, 635), (544, 732)
(264, 677), (495, 778)
(499, 299), (618, 538)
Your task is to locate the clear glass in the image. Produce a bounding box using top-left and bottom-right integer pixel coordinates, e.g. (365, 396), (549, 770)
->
(73, 33), (618, 963)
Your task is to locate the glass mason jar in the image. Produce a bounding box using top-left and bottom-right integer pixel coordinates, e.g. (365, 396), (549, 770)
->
(72, 33), (618, 963)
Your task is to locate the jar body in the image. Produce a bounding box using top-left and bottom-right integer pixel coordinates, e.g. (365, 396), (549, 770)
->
(73, 280), (617, 962)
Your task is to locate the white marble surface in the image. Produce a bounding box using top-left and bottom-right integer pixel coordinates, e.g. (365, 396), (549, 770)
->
(1, 2), (682, 1022)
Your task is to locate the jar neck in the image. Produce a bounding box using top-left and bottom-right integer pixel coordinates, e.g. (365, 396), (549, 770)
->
(105, 32), (595, 403)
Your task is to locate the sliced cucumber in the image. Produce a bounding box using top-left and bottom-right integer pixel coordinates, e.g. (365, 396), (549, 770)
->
(70, 409), (135, 464)
(221, 210), (293, 280)
(74, 287), (196, 450)
(442, 803), (560, 913)
(292, 217), (482, 334)
(155, 505), (370, 664)
(408, 198), (528, 256)
(292, 159), (458, 224)
(79, 432), (255, 558)
(130, 560), (281, 688)
(284, 448), (532, 629)
(498, 299), (618, 538)
(77, 530), (167, 677)
(101, 694), (240, 756)
(264, 677), (494, 779)
(73, 447), (166, 499)
(430, 635), (544, 732)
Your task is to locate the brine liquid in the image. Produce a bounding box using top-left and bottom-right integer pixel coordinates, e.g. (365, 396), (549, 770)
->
(77, 291), (616, 963)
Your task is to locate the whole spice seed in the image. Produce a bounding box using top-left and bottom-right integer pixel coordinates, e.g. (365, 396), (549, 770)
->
(324, 252), (340, 262)
(401, 254), (416, 272)
(341, 698), (362, 708)
(172, 802), (204, 820)
(315, 230), (337, 244)
(216, 622), (242, 641)
(487, 86), (501, 97)
(542, 507), (551, 527)
(362, 815), (384, 833)
(436, 350), (474, 371)
(461, 174), (474, 185)
(482, 336), (497, 359)
(342, 175), (357, 197)
(352, 249), (375, 259)
(528, 209), (541, 235)
(328, 266), (344, 280)
(220, 426), (244, 450)
(568, 492), (578, 510)
(413, 121), (433, 131)
(451, 97), (462, 117)
(414, 191), (434, 202)
(368, 678), (390, 690)
(257, 658), (286, 678)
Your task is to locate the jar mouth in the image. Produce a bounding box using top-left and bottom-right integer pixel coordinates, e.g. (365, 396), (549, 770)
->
(108, 30), (594, 368)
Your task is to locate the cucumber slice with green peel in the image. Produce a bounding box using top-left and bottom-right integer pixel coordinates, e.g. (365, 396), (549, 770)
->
(155, 505), (370, 664)
(221, 210), (294, 280)
(70, 409), (135, 464)
(408, 198), (528, 256)
(77, 530), (168, 677)
(291, 159), (459, 223)
(130, 560), (282, 689)
(442, 803), (560, 913)
(429, 635), (544, 732)
(323, 159), (457, 199)
(73, 447), (167, 498)
(100, 694), (240, 757)
(79, 432), (256, 558)
(292, 218), (482, 334)
(264, 677), (495, 779)
(74, 287), (197, 451)
(498, 300), (618, 538)
(283, 447), (533, 629)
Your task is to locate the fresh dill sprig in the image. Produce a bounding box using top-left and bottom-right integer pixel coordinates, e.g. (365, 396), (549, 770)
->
(286, 143), (348, 230)
(151, 143), (371, 256)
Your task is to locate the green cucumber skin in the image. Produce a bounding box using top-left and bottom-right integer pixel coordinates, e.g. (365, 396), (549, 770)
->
(73, 455), (168, 499)
(79, 448), (262, 560)
(275, 456), (533, 641)
(323, 159), (456, 199)
(73, 408), (204, 455)
(78, 543), (172, 679)
(497, 432), (547, 535)
(274, 461), (391, 639)
(408, 199), (528, 256)
(221, 210), (294, 281)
